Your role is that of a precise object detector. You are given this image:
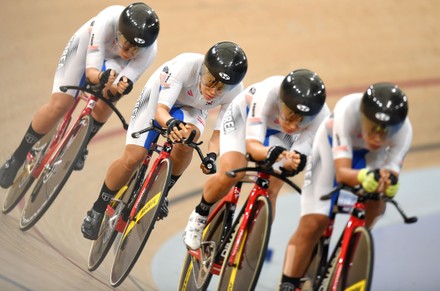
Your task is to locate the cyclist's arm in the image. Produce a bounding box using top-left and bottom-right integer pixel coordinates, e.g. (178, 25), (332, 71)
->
(334, 157), (362, 187)
(154, 104), (173, 127)
(207, 130), (220, 155)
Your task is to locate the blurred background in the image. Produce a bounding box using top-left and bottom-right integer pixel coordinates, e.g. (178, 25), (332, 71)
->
(1, 0), (439, 290)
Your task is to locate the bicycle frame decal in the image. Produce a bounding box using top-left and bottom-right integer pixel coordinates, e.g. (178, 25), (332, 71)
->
(228, 230), (248, 288)
(122, 191), (161, 240)
(345, 280), (366, 291)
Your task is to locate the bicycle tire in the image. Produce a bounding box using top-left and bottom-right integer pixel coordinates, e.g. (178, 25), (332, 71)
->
(326, 226), (374, 291)
(19, 115), (92, 231)
(110, 157), (172, 287)
(178, 202), (234, 291)
(2, 128), (56, 214)
(87, 168), (140, 271)
(217, 195), (272, 291)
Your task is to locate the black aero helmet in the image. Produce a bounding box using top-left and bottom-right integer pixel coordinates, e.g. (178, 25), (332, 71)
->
(204, 41), (248, 85)
(279, 69), (326, 116)
(119, 2), (159, 47)
(360, 82), (408, 126)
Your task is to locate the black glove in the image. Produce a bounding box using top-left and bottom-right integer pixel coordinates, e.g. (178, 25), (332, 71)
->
(261, 146), (286, 168)
(99, 69), (114, 87)
(294, 150), (307, 172)
(119, 77), (133, 95)
(202, 152), (217, 174)
(166, 118), (186, 135)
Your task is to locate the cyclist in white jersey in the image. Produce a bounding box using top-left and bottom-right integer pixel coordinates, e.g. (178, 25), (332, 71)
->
(81, 41), (248, 240)
(0, 3), (159, 189)
(183, 69), (331, 250)
(279, 82), (413, 290)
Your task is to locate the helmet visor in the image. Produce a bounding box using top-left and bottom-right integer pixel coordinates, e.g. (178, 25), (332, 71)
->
(360, 113), (403, 140)
(200, 65), (234, 94)
(278, 101), (316, 129)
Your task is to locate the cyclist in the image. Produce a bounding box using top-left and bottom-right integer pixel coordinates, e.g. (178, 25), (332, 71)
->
(0, 3), (159, 189)
(81, 41), (248, 240)
(183, 69), (331, 250)
(278, 82), (413, 290)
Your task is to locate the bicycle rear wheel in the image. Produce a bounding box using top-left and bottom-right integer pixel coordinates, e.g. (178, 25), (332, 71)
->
(87, 167), (141, 271)
(217, 195), (272, 291)
(19, 116), (92, 231)
(110, 158), (172, 287)
(2, 128), (55, 214)
(178, 202), (234, 291)
(326, 226), (374, 291)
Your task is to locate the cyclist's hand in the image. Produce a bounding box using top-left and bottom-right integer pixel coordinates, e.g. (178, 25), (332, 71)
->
(384, 172), (399, 198)
(261, 146), (287, 169)
(108, 76), (134, 102)
(117, 76), (133, 95)
(284, 150), (307, 174)
(357, 168), (380, 193)
(200, 152), (217, 174)
(99, 69), (117, 87)
(166, 118), (189, 142)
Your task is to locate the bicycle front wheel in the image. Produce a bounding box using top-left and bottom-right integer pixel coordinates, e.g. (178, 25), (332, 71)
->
(2, 128), (56, 214)
(110, 158), (172, 287)
(179, 202), (234, 291)
(326, 226), (374, 291)
(217, 195), (272, 291)
(19, 116), (92, 231)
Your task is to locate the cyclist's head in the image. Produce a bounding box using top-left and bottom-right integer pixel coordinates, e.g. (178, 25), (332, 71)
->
(278, 69), (326, 132)
(200, 41), (248, 100)
(360, 82), (408, 149)
(118, 2), (159, 48)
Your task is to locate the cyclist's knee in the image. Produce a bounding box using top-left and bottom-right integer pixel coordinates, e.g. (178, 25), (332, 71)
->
(122, 145), (147, 171)
(295, 214), (329, 242)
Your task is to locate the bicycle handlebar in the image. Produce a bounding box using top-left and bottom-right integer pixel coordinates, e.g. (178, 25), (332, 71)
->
(131, 120), (207, 164)
(226, 166), (302, 194)
(321, 184), (418, 224)
(60, 84), (129, 130)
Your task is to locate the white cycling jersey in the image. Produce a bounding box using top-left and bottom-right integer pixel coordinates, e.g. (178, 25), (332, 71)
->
(52, 5), (157, 97)
(301, 93), (413, 216)
(127, 53), (244, 147)
(220, 75), (330, 160)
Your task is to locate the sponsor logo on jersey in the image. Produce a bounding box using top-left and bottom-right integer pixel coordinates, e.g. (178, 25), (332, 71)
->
(223, 106), (236, 133)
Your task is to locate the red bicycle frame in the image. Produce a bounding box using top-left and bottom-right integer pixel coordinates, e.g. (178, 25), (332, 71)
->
(129, 140), (172, 221)
(29, 92), (95, 179)
(329, 201), (366, 291)
(227, 171), (270, 268)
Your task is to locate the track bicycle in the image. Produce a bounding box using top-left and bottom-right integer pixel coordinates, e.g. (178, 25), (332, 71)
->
(303, 184), (418, 291)
(178, 158), (302, 291)
(2, 83), (128, 230)
(88, 120), (214, 287)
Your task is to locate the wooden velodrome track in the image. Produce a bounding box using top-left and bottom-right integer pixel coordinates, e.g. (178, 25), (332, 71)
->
(1, 0), (439, 290)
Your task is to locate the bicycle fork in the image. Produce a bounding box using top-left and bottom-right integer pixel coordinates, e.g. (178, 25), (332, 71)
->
(328, 202), (366, 291)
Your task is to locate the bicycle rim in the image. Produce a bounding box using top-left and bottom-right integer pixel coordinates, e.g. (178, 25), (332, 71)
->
(178, 203), (232, 291)
(19, 116), (92, 231)
(110, 158), (172, 287)
(217, 195), (272, 291)
(341, 226), (374, 291)
(2, 128), (56, 214)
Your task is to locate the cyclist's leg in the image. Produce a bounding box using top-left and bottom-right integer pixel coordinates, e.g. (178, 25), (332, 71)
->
(267, 176), (283, 220)
(183, 101), (247, 250)
(0, 92), (72, 189)
(81, 144), (147, 240)
(280, 122), (335, 289)
(82, 80), (158, 239)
